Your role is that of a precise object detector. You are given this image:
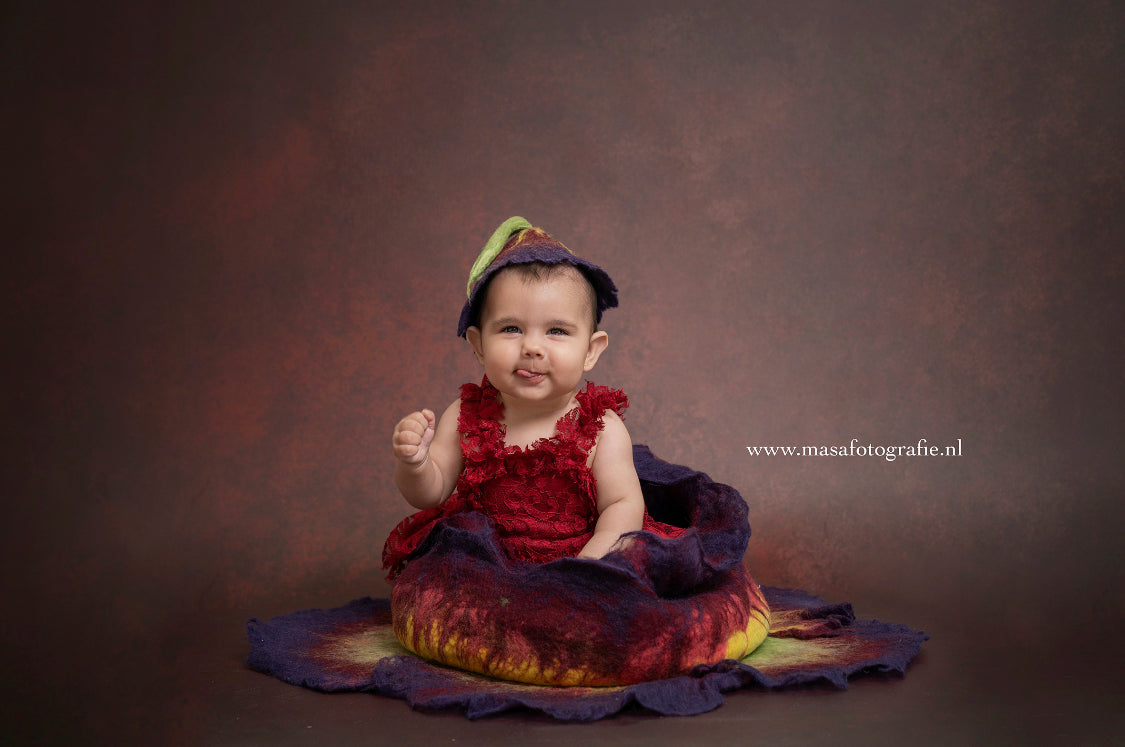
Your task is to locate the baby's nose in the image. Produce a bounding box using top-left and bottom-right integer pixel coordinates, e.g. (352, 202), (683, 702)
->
(522, 336), (544, 356)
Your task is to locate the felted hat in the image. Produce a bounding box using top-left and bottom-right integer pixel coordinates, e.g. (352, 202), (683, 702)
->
(456, 217), (618, 337)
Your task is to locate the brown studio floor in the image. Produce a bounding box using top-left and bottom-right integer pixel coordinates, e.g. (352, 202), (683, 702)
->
(13, 579), (1121, 745)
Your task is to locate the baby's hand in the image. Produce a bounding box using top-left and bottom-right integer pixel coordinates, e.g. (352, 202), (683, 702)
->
(392, 409), (436, 465)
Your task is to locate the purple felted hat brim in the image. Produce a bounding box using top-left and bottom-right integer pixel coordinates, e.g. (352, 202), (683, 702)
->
(456, 227), (618, 338)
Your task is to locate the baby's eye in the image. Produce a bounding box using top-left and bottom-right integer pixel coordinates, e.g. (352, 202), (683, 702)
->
(548, 327), (569, 336)
(499, 325), (521, 334)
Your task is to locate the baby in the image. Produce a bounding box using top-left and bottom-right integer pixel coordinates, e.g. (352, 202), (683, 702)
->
(376, 219), (769, 685)
(383, 217), (683, 577)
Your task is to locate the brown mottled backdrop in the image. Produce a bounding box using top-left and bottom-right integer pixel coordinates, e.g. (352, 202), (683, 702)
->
(4, 0), (1122, 743)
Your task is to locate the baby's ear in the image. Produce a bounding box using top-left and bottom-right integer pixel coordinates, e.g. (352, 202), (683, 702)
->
(584, 330), (609, 371)
(466, 326), (485, 365)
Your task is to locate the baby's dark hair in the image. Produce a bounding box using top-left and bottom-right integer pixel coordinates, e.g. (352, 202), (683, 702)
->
(469, 261), (599, 332)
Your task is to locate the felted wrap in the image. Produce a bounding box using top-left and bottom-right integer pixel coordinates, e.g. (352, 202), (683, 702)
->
(390, 445), (771, 686)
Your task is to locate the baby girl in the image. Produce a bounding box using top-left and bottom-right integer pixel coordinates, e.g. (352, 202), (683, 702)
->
(382, 217), (683, 577)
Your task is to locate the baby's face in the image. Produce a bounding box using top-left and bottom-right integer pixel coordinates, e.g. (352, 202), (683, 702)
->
(467, 267), (608, 408)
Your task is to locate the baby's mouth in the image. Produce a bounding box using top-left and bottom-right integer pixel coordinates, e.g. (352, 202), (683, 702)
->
(516, 369), (545, 380)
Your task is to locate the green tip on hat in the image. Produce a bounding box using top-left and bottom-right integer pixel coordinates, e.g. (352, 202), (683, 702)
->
(466, 216), (534, 298)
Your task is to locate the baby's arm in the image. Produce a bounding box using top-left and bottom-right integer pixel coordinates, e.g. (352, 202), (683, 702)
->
(579, 411), (645, 559)
(392, 399), (463, 509)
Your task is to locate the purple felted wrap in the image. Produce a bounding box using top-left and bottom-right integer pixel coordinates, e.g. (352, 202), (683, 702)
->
(246, 587), (928, 720)
(384, 445), (769, 686)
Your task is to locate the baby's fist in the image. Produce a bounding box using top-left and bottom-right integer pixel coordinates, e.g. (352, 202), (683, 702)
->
(393, 409), (436, 465)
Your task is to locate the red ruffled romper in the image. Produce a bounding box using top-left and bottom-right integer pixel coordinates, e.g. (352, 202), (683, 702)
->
(382, 378), (685, 578)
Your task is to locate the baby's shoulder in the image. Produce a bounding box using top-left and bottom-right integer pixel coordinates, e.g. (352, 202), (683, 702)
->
(438, 397), (462, 422)
(596, 408), (629, 439)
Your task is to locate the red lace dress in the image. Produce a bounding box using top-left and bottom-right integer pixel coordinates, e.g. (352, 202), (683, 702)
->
(382, 378), (685, 578)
